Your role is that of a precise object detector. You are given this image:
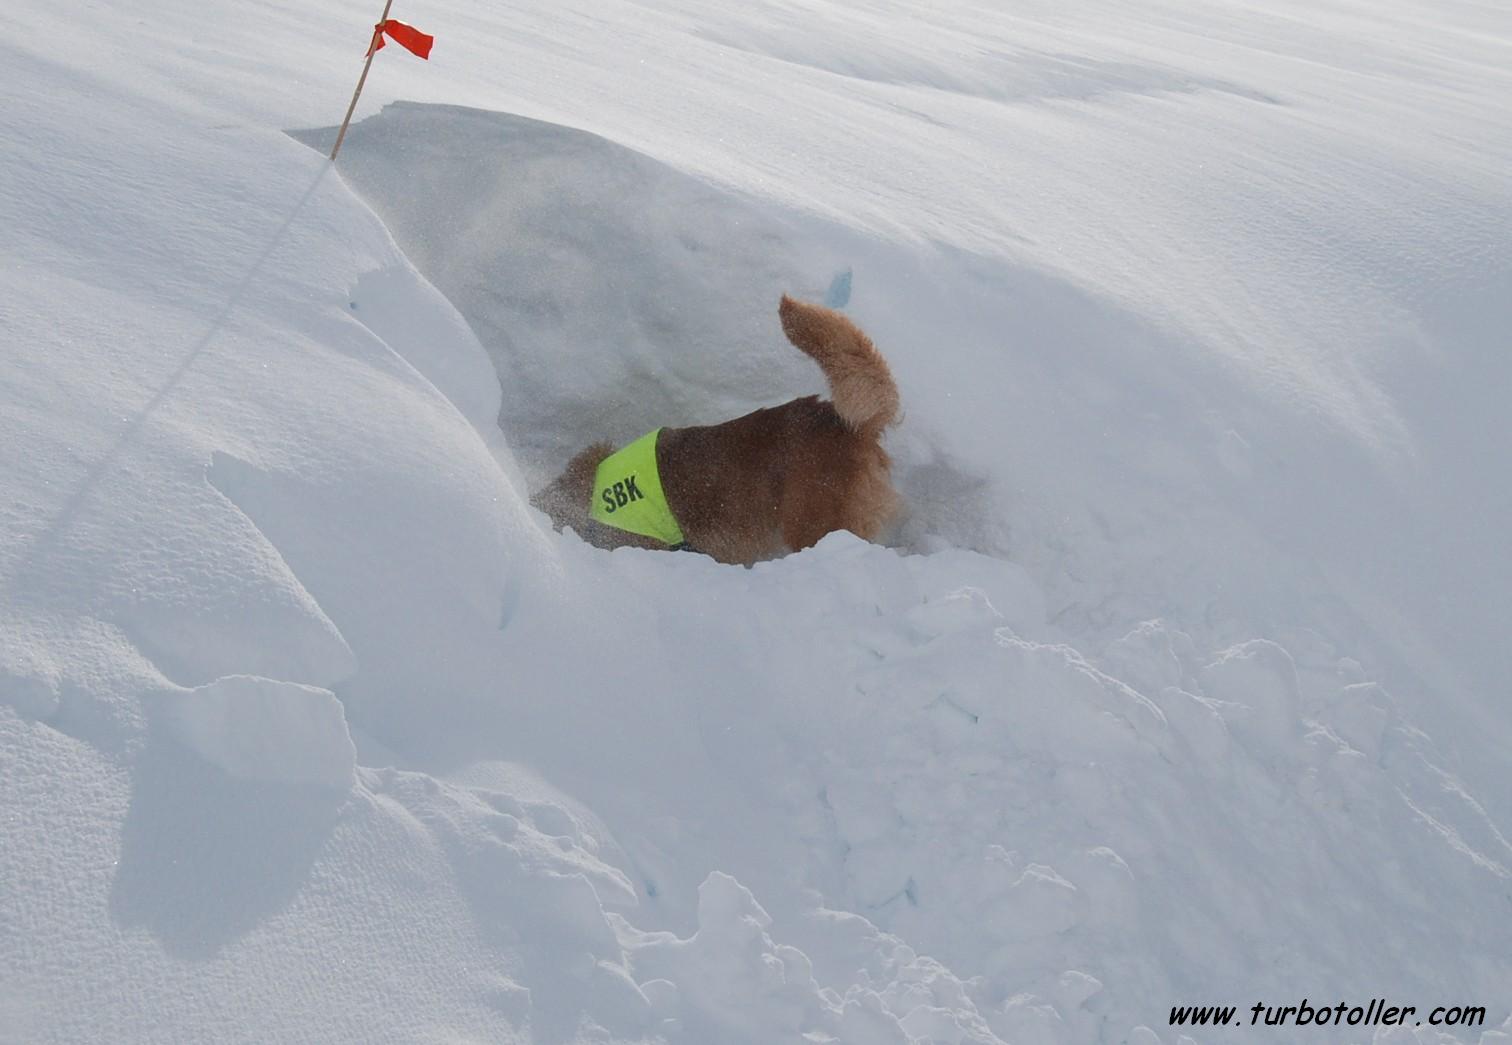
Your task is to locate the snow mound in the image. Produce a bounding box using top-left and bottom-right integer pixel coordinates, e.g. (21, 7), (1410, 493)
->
(157, 675), (355, 790)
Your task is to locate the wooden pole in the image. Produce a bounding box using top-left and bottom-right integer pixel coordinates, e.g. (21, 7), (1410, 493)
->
(330, 0), (396, 162)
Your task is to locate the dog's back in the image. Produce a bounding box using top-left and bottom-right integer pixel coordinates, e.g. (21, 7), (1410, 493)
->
(533, 296), (900, 565)
(657, 298), (899, 563)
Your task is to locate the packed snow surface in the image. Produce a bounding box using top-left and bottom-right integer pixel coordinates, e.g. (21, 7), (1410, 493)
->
(4, 1), (1511, 1043)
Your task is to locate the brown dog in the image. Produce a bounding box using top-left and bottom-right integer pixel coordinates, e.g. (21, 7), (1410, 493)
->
(531, 295), (899, 565)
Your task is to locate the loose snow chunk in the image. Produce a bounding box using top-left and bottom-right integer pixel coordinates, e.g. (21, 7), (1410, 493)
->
(623, 871), (834, 1041)
(1200, 639), (1301, 748)
(163, 675), (355, 790)
(902, 587), (1002, 641)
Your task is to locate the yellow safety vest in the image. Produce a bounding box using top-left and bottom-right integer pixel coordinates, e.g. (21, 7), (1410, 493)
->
(588, 428), (687, 546)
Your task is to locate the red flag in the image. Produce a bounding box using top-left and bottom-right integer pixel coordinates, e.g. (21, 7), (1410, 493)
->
(370, 19), (434, 59)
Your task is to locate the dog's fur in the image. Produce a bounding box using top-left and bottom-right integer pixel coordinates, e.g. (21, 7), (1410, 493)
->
(532, 295), (900, 566)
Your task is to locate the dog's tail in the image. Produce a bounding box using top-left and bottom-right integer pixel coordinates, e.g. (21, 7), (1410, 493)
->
(778, 295), (899, 437)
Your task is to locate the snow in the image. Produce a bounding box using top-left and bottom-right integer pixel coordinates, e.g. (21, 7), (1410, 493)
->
(161, 675), (356, 790)
(4, 1), (1512, 1043)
